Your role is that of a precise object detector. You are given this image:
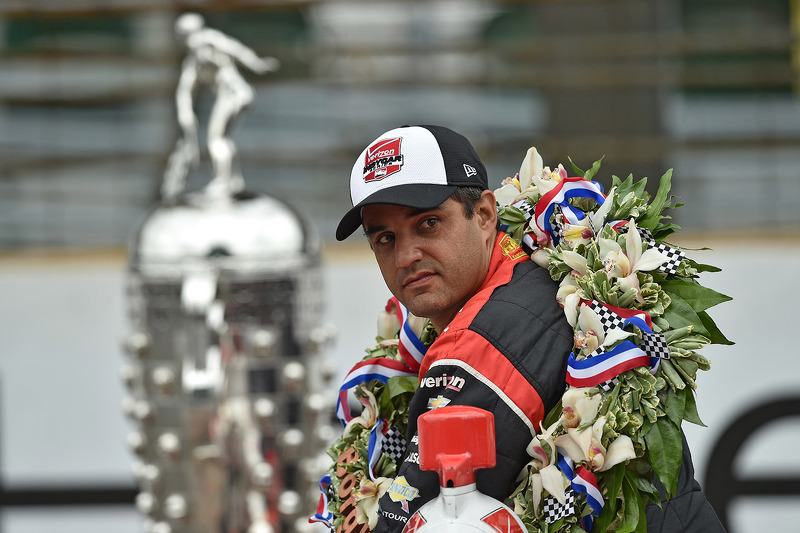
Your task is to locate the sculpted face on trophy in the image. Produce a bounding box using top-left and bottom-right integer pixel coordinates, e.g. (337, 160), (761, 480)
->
(122, 13), (336, 533)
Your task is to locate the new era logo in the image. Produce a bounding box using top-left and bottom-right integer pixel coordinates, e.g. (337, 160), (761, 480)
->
(463, 164), (477, 177)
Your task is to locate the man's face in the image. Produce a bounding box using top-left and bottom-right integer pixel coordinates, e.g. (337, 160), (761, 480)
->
(361, 192), (497, 332)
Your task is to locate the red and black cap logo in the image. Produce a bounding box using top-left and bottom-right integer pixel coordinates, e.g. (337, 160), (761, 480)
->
(363, 137), (403, 182)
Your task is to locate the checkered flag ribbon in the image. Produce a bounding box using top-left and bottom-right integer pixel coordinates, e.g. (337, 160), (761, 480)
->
(380, 425), (407, 461)
(584, 347), (619, 392)
(511, 199), (534, 222)
(511, 199), (541, 255)
(588, 300), (627, 333)
(640, 331), (670, 360)
(550, 205), (565, 243)
(617, 225), (686, 275)
(543, 488), (577, 524)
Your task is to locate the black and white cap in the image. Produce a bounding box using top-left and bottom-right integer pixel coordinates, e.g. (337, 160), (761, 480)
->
(335, 125), (488, 241)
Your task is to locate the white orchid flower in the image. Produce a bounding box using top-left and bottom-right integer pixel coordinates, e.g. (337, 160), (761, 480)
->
(377, 306), (400, 340)
(561, 218), (594, 248)
(343, 389), (379, 436)
(406, 313), (427, 338)
(525, 419), (560, 469)
(589, 186), (617, 230)
(556, 277), (580, 308)
(528, 224), (556, 264)
(518, 419), (568, 509)
(563, 292), (581, 327)
(494, 177), (524, 207)
(603, 434), (637, 471)
(530, 247), (551, 268)
(561, 387), (601, 429)
(354, 476), (392, 529)
(576, 304), (603, 353)
(562, 250), (589, 276)
(575, 303), (633, 353)
(495, 146), (543, 207)
(554, 417), (636, 473)
(529, 157), (567, 196)
(518, 147), (545, 192)
(539, 464), (569, 504)
(528, 468), (544, 510)
(600, 219), (669, 303)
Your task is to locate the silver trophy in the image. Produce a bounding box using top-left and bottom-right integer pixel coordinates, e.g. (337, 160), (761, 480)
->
(121, 14), (335, 533)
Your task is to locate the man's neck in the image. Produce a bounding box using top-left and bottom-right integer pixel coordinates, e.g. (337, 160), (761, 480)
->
(429, 230), (500, 334)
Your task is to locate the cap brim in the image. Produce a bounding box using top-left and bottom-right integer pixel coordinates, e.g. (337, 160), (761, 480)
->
(335, 183), (457, 241)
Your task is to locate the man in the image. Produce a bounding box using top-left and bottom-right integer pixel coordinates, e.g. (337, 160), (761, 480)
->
(336, 125), (724, 532)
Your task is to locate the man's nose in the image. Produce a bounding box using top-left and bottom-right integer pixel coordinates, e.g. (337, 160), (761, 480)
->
(395, 235), (423, 268)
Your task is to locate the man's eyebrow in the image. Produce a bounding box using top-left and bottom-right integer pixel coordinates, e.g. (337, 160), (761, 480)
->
(363, 205), (443, 236)
(364, 223), (385, 237)
(406, 205), (441, 218)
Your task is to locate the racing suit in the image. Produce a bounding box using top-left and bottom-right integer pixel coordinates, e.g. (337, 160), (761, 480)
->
(374, 232), (574, 532)
(373, 232), (725, 533)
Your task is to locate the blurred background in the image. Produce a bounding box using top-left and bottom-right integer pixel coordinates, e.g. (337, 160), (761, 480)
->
(0, 0), (798, 532)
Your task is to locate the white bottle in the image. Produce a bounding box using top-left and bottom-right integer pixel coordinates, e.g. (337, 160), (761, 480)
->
(401, 405), (527, 533)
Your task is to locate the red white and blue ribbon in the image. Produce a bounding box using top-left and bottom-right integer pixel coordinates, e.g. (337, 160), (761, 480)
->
(336, 358), (418, 426)
(390, 297), (426, 373)
(367, 419), (389, 481)
(557, 451), (603, 531)
(534, 177), (606, 245)
(567, 305), (667, 387)
(566, 340), (652, 388)
(335, 298), (429, 426)
(309, 474), (334, 529)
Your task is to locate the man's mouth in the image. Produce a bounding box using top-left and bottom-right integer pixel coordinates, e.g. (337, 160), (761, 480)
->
(403, 272), (435, 288)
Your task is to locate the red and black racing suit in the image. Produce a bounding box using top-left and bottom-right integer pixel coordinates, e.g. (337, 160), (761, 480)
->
(374, 232), (574, 531)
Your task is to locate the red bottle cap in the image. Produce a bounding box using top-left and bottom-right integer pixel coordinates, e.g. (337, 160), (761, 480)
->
(417, 405), (496, 488)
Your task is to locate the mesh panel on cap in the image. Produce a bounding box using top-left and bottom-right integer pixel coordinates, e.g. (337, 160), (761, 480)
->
(419, 125), (488, 190)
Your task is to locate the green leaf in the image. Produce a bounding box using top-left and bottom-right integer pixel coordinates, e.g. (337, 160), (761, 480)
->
(639, 169), (673, 230)
(592, 464), (626, 532)
(660, 279), (732, 313)
(625, 471), (661, 504)
(584, 156), (605, 181)
(619, 477), (640, 532)
(543, 400), (563, 429)
(386, 376), (418, 398)
(662, 292), (710, 337)
(635, 492), (649, 533)
(683, 388), (706, 427)
(569, 157), (586, 178)
(663, 387), (686, 428)
(613, 174), (648, 200)
(686, 259), (722, 273)
(651, 223), (681, 241)
(697, 310), (734, 345)
(644, 416), (682, 497)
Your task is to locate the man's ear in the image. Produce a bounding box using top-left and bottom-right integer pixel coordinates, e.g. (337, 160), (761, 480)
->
(475, 190), (498, 230)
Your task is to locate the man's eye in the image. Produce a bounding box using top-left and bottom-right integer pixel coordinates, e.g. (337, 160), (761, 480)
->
(421, 217), (438, 229)
(376, 234), (393, 245)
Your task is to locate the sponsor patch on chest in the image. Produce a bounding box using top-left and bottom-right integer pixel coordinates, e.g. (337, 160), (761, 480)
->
(419, 373), (465, 392)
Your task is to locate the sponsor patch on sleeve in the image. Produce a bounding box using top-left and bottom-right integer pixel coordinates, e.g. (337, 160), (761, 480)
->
(499, 233), (527, 261)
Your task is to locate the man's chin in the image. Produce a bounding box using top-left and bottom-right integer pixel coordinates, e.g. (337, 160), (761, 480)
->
(402, 295), (446, 322)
